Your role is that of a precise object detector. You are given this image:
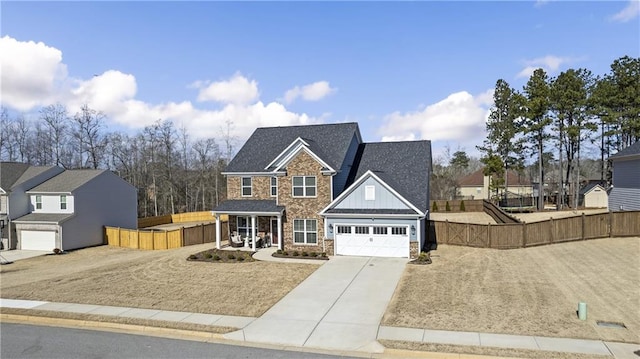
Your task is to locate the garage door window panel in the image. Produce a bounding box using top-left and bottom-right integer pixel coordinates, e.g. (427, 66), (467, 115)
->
(354, 226), (369, 234)
(392, 227), (407, 235)
(373, 226), (387, 235)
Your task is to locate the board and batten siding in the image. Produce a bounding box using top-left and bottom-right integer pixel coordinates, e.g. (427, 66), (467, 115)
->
(335, 176), (410, 210)
(609, 158), (640, 211)
(332, 134), (360, 198)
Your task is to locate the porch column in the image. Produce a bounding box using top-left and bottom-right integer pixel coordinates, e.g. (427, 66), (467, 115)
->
(215, 214), (221, 249)
(251, 215), (257, 251)
(277, 215), (283, 251)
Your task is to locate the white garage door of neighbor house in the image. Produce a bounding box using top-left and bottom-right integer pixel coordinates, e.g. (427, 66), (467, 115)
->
(21, 230), (56, 251)
(335, 224), (409, 258)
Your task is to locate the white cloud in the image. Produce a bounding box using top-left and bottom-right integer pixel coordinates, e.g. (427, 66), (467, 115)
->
(516, 55), (577, 78)
(193, 73), (259, 105)
(534, 0), (552, 8)
(378, 90), (493, 155)
(0, 36), (317, 144)
(0, 36), (68, 111)
(284, 81), (336, 104)
(609, 0), (640, 22)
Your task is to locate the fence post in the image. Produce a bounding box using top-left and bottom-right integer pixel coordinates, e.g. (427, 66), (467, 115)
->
(165, 230), (168, 249)
(117, 227), (121, 246)
(487, 223), (491, 248)
(609, 211), (613, 237)
(466, 223), (470, 245)
(136, 229), (140, 249)
(522, 223), (527, 248)
(581, 213), (586, 240)
(445, 220), (449, 244)
(181, 226), (185, 247)
(549, 218), (554, 243)
(202, 223), (205, 244)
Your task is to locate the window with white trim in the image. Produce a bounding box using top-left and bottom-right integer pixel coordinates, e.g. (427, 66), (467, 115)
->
(354, 226), (369, 234)
(293, 219), (317, 244)
(373, 226), (387, 235)
(241, 177), (252, 197)
(60, 195), (67, 210)
(292, 176), (316, 197)
(391, 227), (407, 235)
(35, 195), (42, 210)
(271, 176), (277, 197)
(236, 216), (255, 238)
(365, 185), (375, 201)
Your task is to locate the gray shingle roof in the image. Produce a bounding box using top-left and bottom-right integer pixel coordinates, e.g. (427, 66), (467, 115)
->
(0, 162), (30, 191)
(225, 123), (360, 173)
(27, 170), (105, 193)
(610, 141), (640, 160)
(12, 165), (60, 189)
(348, 141), (432, 214)
(13, 213), (74, 223)
(213, 200), (285, 214)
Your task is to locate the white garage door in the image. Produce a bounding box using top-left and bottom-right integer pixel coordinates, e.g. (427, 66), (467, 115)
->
(21, 230), (56, 251)
(335, 225), (409, 258)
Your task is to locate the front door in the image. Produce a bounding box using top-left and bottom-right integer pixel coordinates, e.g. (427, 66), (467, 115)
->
(270, 219), (279, 245)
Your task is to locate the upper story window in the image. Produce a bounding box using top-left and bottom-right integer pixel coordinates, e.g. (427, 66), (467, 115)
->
(60, 195), (67, 210)
(292, 176), (316, 197)
(35, 195), (42, 210)
(241, 177), (252, 197)
(271, 177), (277, 197)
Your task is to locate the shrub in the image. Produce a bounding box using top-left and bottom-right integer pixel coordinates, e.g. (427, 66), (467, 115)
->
(53, 248), (62, 254)
(321, 252), (327, 257)
(310, 251), (317, 257)
(236, 256), (245, 262)
(460, 200), (466, 212)
(301, 251), (309, 257)
(282, 250), (288, 256)
(212, 254), (221, 261)
(292, 251), (299, 257)
(276, 249), (283, 255)
(432, 201), (439, 212)
(227, 253), (236, 260)
(188, 254), (197, 260)
(204, 252), (213, 259)
(445, 201), (451, 212)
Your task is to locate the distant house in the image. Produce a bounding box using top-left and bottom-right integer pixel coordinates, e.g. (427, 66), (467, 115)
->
(579, 181), (608, 209)
(608, 141), (640, 211)
(457, 169), (533, 200)
(12, 169), (137, 251)
(213, 122), (432, 258)
(0, 162), (64, 250)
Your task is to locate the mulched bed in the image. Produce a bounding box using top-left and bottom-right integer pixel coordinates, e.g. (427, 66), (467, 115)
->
(272, 249), (329, 261)
(187, 249), (256, 263)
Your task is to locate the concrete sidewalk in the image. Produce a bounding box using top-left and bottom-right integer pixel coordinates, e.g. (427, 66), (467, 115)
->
(1, 298), (639, 358)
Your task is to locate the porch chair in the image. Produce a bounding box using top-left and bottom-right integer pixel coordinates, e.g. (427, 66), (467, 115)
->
(230, 232), (244, 248)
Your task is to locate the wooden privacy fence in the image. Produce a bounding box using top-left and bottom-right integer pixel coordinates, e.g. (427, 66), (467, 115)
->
(137, 211), (228, 229)
(105, 221), (229, 250)
(428, 211), (640, 249)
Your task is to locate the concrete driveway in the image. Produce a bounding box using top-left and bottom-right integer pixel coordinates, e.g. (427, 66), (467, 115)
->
(225, 256), (407, 352)
(0, 250), (49, 263)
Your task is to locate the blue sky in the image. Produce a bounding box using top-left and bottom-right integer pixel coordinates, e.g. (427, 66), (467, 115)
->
(1, 1), (639, 160)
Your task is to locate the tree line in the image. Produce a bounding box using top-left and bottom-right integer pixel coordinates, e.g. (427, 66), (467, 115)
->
(478, 55), (639, 209)
(0, 104), (230, 218)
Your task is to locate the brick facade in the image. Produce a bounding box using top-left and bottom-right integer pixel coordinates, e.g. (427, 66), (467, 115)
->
(227, 176), (275, 200)
(279, 151), (331, 254)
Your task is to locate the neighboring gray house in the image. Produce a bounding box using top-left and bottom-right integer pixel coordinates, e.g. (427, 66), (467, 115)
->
(13, 169), (137, 251)
(1, 162), (64, 250)
(608, 141), (640, 211)
(213, 122), (432, 258)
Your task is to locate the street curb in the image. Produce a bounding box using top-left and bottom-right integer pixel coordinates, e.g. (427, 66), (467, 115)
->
(0, 314), (225, 341)
(379, 348), (520, 359)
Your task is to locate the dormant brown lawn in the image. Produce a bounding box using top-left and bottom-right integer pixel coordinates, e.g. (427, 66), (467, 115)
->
(0, 244), (319, 318)
(383, 237), (640, 343)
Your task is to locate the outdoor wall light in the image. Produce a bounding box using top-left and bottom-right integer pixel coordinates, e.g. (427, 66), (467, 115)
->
(328, 224), (333, 234)
(410, 225), (416, 235)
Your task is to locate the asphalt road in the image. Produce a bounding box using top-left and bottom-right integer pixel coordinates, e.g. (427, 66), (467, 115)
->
(0, 323), (359, 359)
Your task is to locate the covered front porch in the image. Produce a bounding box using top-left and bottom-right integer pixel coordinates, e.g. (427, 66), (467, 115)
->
(213, 200), (285, 252)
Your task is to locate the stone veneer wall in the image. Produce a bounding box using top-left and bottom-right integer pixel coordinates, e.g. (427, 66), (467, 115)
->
(279, 151), (331, 254)
(410, 242), (419, 259)
(227, 176), (274, 200)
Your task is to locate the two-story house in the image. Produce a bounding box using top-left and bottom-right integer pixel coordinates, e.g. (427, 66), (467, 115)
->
(212, 123), (432, 258)
(1, 162), (64, 250)
(12, 169), (137, 251)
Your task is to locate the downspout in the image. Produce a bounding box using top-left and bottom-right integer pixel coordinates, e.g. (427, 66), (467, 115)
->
(7, 195), (12, 250)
